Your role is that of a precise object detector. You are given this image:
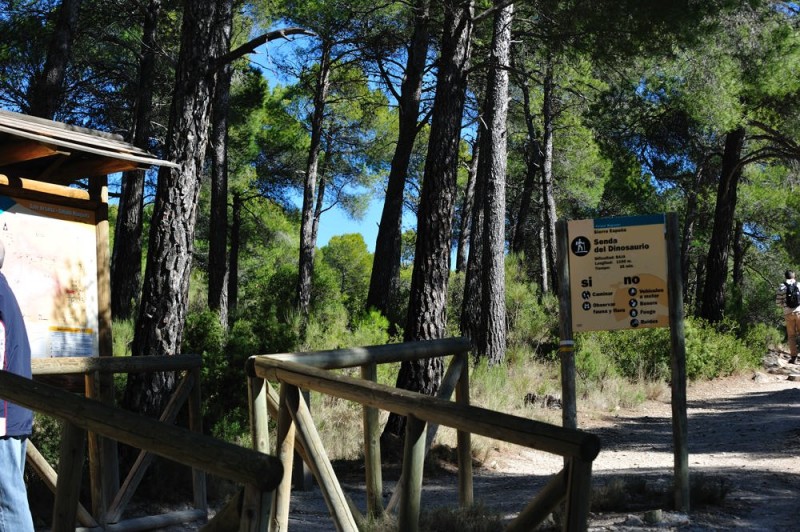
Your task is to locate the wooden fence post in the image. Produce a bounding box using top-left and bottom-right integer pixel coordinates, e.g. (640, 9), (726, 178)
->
(455, 351), (472, 507)
(53, 422), (87, 532)
(189, 366), (207, 516)
(563, 458), (592, 532)
(399, 415), (426, 532)
(269, 384), (296, 532)
(666, 212), (690, 512)
(361, 362), (383, 517)
(240, 376), (271, 532)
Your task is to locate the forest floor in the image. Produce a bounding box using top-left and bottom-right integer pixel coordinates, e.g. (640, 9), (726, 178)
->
(134, 349), (800, 531)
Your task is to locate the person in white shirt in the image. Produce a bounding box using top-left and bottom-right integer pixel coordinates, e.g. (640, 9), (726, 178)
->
(777, 270), (800, 364)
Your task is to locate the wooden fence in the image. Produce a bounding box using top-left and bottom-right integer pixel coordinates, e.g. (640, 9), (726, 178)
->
(0, 355), (283, 531)
(247, 337), (601, 532)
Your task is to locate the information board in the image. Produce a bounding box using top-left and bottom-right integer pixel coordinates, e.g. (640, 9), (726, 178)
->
(568, 214), (669, 332)
(0, 194), (99, 358)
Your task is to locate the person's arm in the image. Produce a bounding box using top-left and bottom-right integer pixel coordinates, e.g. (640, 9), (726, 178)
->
(0, 318), (6, 437)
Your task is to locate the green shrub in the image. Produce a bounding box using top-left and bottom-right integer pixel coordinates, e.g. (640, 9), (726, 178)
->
(183, 310), (254, 439)
(576, 327), (671, 382)
(505, 255), (559, 356)
(112, 318), (134, 357)
(576, 316), (765, 383)
(349, 310), (391, 347)
(741, 321), (782, 353)
(683, 317), (761, 379)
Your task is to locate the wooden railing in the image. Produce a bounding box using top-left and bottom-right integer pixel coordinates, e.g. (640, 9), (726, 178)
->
(247, 337), (601, 532)
(0, 355), (284, 532)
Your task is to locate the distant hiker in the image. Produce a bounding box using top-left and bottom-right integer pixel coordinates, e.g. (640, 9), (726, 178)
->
(777, 270), (800, 364)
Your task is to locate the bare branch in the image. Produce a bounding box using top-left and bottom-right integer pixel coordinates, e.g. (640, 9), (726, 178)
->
(217, 27), (316, 69)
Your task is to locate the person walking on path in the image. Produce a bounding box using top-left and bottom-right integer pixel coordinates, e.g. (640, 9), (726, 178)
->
(0, 239), (34, 531)
(777, 269), (800, 364)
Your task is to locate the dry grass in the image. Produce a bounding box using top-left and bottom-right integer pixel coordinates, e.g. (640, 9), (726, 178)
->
(306, 357), (660, 464)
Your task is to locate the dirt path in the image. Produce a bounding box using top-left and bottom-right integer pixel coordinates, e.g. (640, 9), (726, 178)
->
(160, 356), (800, 530)
(286, 363), (800, 530)
(581, 369), (800, 530)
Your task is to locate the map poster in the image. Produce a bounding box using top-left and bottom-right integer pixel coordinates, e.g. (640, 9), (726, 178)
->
(567, 214), (669, 332)
(0, 194), (99, 358)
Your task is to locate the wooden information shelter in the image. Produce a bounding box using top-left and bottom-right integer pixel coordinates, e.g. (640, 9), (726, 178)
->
(0, 109), (188, 528)
(0, 110), (179, 358)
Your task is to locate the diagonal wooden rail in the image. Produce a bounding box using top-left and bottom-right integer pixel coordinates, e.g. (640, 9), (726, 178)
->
(247, 337), (601, 532)
(0, 355), (285, 532)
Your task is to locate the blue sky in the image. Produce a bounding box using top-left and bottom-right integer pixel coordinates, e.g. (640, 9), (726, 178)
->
(316, 197), (384, 252)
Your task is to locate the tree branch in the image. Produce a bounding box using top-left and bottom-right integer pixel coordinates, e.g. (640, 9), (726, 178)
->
(217, 27), (316, 69)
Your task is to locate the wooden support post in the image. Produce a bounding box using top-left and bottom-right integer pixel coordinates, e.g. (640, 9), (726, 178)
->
(455, 352), (472, 507)
(666, 212), (690, 512)
(283, 385), (359, 532)
(555, 220), (577, 431)
(387, 355), (467, 514)
(241, 377), (271, 532)
(562, 458), (592, 532)
(189, 367), (208, 516)
(291, 389), (313, 491)
(249, 377), (271, 454)
(506, 469), (567, 532)
(26, 441), (98, 528)
(361, 362), (383, 517)
(269, 384), (296, 532)
(399, 415), (426, 532)
(91, 174), (121, 510)
(53, 422), (87, 532)
(85, 371), (106, 522)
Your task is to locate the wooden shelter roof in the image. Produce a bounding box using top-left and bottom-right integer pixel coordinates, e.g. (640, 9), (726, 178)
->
(0, 109), (177, 185)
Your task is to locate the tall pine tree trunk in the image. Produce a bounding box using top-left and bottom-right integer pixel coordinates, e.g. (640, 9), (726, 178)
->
(700, 127), (746, 323)
(26, 0), (82, 118)
(227, 191), (242, 323)
(367, 0), (431, 326)
(461, 144), (485, 344)
(477, 0), (513, 365)
(208, 7), (233, 328)
(681, 165), (706, 302)
(111, 0), (162, 321)
(455, 138), (479, 273)
(385, 0), (474, 439)
(510, 74), (542, 262)
(125, 0), (224, 417)
(540, 59), (558, 294)
(298, 42), (332, 321)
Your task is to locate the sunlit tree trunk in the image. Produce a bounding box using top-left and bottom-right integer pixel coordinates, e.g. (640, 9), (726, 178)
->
(124, 0), (224, 417)
(455, 138), (479, 273)
(541, 58), (558, 294)
(111, 0), (162, 321)
(700, 127), (746, 323)
(367, 0), (431, 327)
(385, 0), (474, 439)
(476, 0), (513, 365)
(298, 41), (332, 321)
(227, 192), (242, 323)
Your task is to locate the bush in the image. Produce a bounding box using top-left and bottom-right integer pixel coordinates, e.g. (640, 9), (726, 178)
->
(575, 315), (765, 383)
(576, 327), (671, 382)
(183, 310), (253, 439)
(505, 256), (559, 356)
(683, 317), (762, 379)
